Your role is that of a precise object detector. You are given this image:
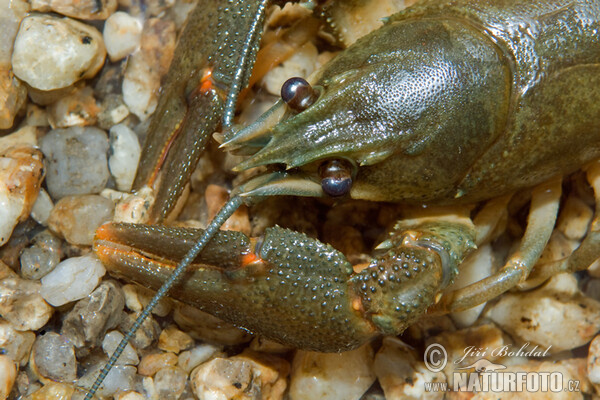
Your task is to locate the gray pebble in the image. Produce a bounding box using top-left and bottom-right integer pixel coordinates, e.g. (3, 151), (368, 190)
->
(39, 126), (110, 200)
(32, 332), (76, 382)
(20, 230), (62, 280)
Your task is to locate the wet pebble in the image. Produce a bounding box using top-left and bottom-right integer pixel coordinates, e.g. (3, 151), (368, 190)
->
(487, 273), (600, 351)
(27, 381), (75, 399)
(588, 334), (600, 384)
(30, 0), (116, 19)
(102, 331), (139, 365)
(30, 189), (54, 226)
(40, 126), (110, 200)
(178, 344), (220, 374)
(0, 262), (53, 331)
(103, 12), (143, 61)
(556, 195), (593, 240)
(108, 123), (141, 191)
(61, 280), (125, 352)
(47, 86), (99, 128)
(289, 344), (375, 400)
(20, 230), (62, 280)
(114, 391), (144, 400)
(158, 325), (194, 354)
(0, 320), (35, 366)
(154, 366), (187, 399)
(11, 14), (106, 90)
(138, 352), (178, 376)
(119, 312), (161, 350)
(191, 352), (288, 400)
(77, 364), (136, 398)
(0, 68), (27, 130)
(40, 254), (106, 306)
(0, 146), (44, 246)
(32, 332), (76, 382)
(47, 195), (114, 245)
(122, 284), (171, 317)
(0, 354), (17, 398)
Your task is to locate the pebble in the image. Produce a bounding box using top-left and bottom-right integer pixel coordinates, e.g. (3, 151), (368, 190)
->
(0, 262), (53, 331)
(0, 146), (44, 246)
(97, 94), (130, 129)
(158, 325), (194, 354)
(0, 354), (17, 399)
(40, 253), (106, 306)
(0, 68), (27, 130)
(0, 0), (29, 63)
(374, 337), (445, 400)
(103, 12), (143, 61)
(27, 381), (75, 400)
(30, 0), (116, 19)
(20, 230), (62, 280)
(61, 280), (125, 352)
(108, 124), (141, 191)
(588, 335), (600, 384)
(262, 42), (318, 96)
(47, 86), (99, 128)
(122, 284), (171, 316)
(114, 391), (144, 400)
(31, 332), (76, 382)
(289, 344), (375, 400)
(47, 195), (114, 245)
(178, 344), (221, 374)
(0, 320), (35, 366)
(138, 352), (178, 376)
(0, 125), (38, 149)
(39, 126), (110, 200)
(102, 331), (139, 365)
(24, 103), (49, 127)
(11, 14), (106, 90)
(191, 352), (289, 400)
(77, 363), (136, 398)
(487, 273), (600, 351)
(30, 189), (54, 226)
(119, 312), (161, 350)
(447, 244), (494, 328)
(154, 366), (187, 399)
(205, 184), (251, 235)
(556, 196), (593, 240)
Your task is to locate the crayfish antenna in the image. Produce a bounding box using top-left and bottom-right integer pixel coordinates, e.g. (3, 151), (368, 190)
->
(84, 196), (244, 399)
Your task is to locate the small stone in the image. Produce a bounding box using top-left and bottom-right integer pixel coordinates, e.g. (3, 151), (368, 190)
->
(32, 332), (76, 382)
(40, 254), (106, 306)
(178, 344), (220, 374)
(30, 189), (54, 226)
(0, 146), (44, 246)
(374, 337), (446, 400)
(0, 67), (27, 129)
(0, 320), (35, 366)
(108, 124), (141, 191)
(487, 273), (600, 351)
(24, 103), (49, 127)
(48, 195), (114, 245)
(28, 381), (75, 400)
(119, 312), (161, 349)
(103, 12), (142, 61)
(40, 126), (110, 200)
(154, 366), (187, 400)
(122, 284), (171, 316)
(205, 184), (251, 235)
(588, 335), (600, 384)
(97, 94), (130, 129)
(158, 325), (194, 354)
(77, 363), (136, 398)
(0, 0), (29, 63)
(102, 331), (139, 365)
(262, 41), (318, 96)
(0, 354), (17, 398)
(30, 0), (116, 19)
(11, 14), (106, 90)
(47, 86), (100, 128)
(61, 280), (124, 353)
(0, 125), (38, 149)
(289, 344), (375, 400)
(556, 196), (593, 241)
(114, 391), (144, 400)
(138, 352), (178, 376)
(191, 352), (289, 400)
(0, 262), (53, 330)
(20, 230), (62, 280)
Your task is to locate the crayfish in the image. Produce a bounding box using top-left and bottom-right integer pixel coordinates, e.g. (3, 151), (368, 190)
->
(87, 0), (600, 396)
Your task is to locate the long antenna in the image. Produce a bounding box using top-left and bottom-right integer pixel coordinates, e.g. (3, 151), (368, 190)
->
(84, 196), (243, 399)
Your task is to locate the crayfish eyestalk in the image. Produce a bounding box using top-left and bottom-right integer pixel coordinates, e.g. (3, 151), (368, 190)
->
(350, 220), (476, 335)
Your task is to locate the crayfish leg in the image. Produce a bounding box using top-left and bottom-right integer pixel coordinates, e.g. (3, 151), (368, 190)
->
(429, 178), (562, 314)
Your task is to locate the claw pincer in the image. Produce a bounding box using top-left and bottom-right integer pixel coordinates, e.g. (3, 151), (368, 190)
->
(95, 217), (475, 351)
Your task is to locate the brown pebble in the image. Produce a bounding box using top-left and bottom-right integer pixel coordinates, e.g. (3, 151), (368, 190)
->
(138, 352), (178, 376)
(158, 325), (194, 354)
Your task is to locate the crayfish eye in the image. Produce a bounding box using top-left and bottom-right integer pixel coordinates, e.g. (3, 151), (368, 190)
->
(280, 77), (318, 111)
(319, 159), (353, 197)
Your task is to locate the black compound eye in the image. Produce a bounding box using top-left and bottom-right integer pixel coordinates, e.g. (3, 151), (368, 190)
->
(280, 77), (318, 111)
(319, 159), (353, 197)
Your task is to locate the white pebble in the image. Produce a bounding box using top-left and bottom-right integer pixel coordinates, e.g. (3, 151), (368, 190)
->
(103, 12), (142, 61)
(557, 196), (593, 241)
(40, 254), (106, 306)
(109, 124), (141, 191)
(102, 331), (139, 365)
(588, 335), (600, 384)
(122, 51), (159, 121)
(0, 355), (17, 400)
(289, 344), (375, 400)
(30, 188), (54, 225)
(11, 14), (106, 90)
(178, 344), (220, 373)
